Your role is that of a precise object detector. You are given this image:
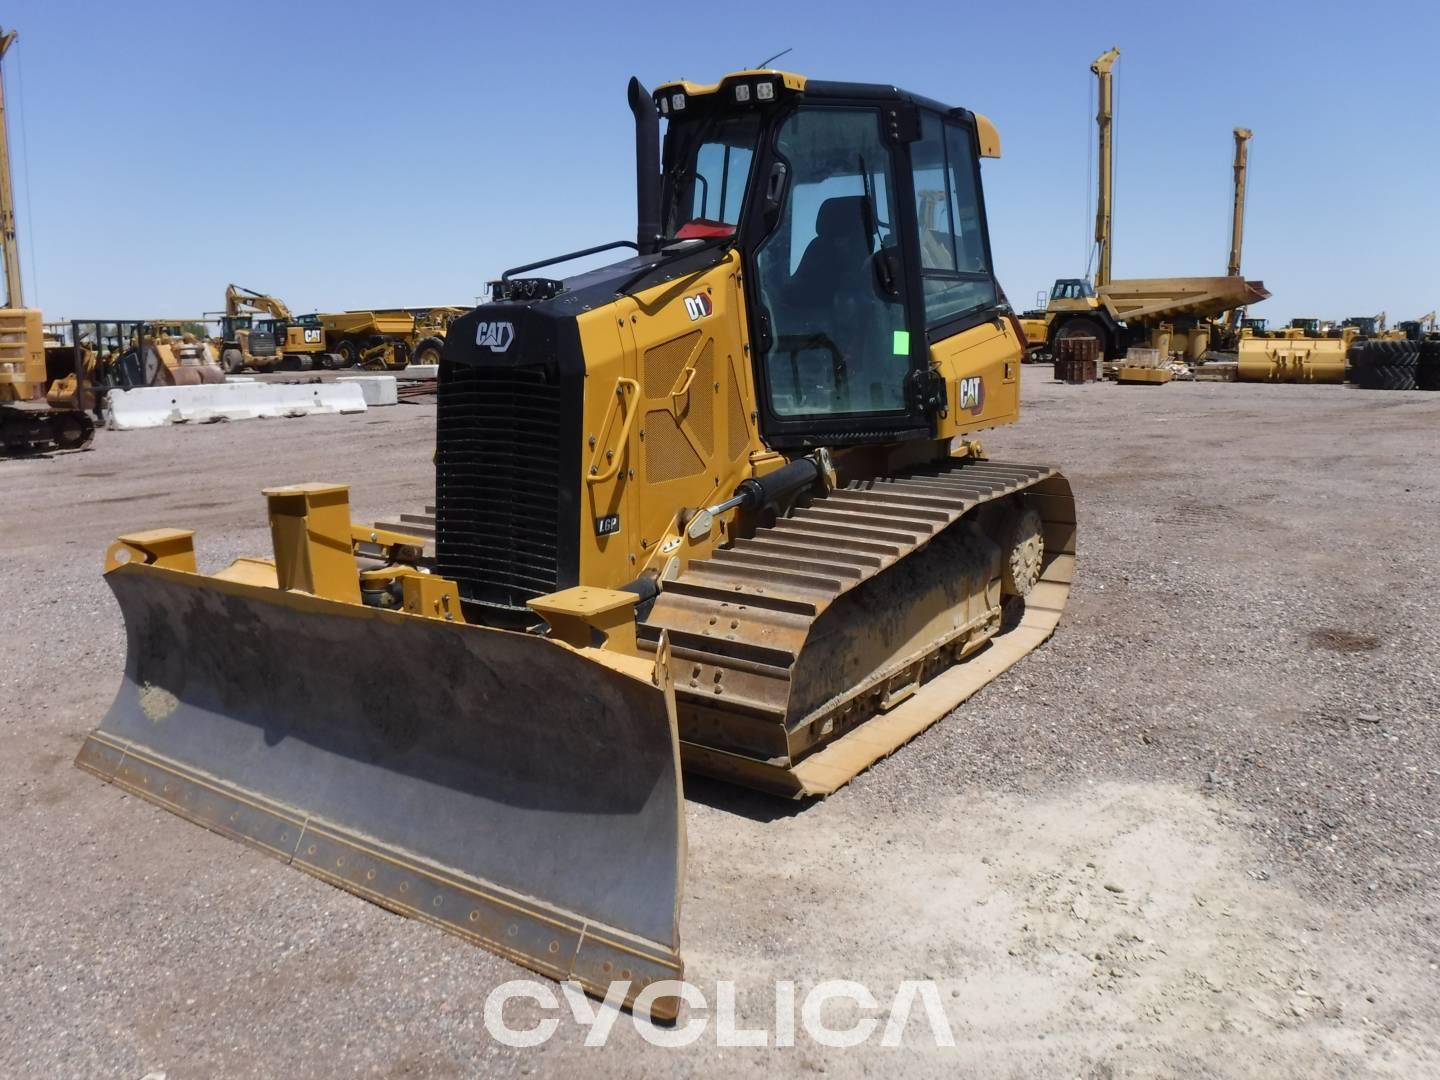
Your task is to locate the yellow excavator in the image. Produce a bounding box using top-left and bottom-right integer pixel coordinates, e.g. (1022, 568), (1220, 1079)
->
(75, 71), (1076, 1018)
(219, 284), (340, 371)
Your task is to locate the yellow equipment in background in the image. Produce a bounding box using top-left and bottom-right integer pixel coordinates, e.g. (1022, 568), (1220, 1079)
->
(1236, 317), (1354, 382)
(0, 26), (94, 452)
(1, 307), (94, 450)
(219, 285), (339, 371)
(220, 290), (466, 371)
(131, 322), (227, 386)
(1034, 50), (1268, 364)
(1222, 127), (1254, 335)
(320, 306), (465, 369)
(77, 70), (1076, 1017)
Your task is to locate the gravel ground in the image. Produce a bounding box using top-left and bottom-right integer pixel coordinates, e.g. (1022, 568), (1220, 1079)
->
(2, 377), (1437, 1077)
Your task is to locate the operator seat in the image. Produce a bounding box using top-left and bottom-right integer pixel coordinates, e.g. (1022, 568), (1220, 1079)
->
(786, 195), (876, 311)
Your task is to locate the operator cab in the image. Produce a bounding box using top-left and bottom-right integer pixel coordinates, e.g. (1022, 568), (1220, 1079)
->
(1049, 278), (1094, 301)
(655, 71), (1004, 447)
(467, 71), (1007, 452)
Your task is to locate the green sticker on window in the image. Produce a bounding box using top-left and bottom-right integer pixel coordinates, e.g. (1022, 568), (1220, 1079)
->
(892, 329), (910, 355)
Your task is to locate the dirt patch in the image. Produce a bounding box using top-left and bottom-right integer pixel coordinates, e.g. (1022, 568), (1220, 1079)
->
(91, 490), (168, 505)
(667, 780), (1436, 1075)
(1308, 628), (1381, 653)
(1157, 502), (1242, 528)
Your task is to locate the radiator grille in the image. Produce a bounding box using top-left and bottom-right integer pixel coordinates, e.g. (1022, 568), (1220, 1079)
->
(436, 365), (563, 614)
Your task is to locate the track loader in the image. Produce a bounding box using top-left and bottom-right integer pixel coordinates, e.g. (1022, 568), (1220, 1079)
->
(76, 71), (1075, 1018)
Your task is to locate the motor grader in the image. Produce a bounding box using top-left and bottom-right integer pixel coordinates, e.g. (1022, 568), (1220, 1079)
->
(76, 71), (1075, 1019)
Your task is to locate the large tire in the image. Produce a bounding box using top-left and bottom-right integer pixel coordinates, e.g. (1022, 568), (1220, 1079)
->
(334, 339), (359, 368)
(1051, 316), (1111, 360)
(1366, 340), (1420, 368)
(1357, 364), (1417, 391)
(412, 336), (445, 367)
(1416, 341), (1440, 390)
(221, 347), (245, 374)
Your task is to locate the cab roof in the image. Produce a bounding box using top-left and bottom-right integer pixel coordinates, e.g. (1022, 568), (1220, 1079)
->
(651, 70), (1000, 157)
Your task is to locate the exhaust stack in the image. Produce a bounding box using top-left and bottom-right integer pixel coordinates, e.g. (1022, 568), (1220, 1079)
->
(628, 77), (662, 255)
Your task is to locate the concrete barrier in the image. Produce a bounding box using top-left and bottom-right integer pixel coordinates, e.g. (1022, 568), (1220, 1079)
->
(104, 381), (368, 430)
(398, 364), (438, 380)
(337, 375), (399, 406)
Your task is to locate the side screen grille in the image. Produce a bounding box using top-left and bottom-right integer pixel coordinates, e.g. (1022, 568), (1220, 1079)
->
(436, 365), (563, 615)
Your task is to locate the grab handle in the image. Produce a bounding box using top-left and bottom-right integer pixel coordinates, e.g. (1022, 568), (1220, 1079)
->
(587, 378), (640, 485)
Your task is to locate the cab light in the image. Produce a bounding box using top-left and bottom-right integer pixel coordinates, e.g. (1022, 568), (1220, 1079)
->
(756, 81), (775, 101)
(734, 83), (751, 103)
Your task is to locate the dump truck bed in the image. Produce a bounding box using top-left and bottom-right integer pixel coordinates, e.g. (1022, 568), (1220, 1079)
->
(1097, 276), (1270, 324)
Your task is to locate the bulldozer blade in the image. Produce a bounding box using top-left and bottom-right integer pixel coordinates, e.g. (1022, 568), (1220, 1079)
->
(76, 563), (685, 1017)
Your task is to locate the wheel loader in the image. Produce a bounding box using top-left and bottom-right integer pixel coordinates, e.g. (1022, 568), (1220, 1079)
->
(75, 71), (1076, 1020)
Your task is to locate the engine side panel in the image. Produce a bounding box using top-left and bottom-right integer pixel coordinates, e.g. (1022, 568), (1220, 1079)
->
(574, 250), (765, 590)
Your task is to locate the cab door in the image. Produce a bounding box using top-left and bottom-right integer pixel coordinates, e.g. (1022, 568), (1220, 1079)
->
(746, 105), (928, 447)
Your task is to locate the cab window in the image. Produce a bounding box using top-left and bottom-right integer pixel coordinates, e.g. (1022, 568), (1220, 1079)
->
(908, 112), (996, 326)
(663, 113), (761, 235)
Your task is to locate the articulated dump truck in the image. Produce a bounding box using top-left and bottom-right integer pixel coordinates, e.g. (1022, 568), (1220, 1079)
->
(76, 71), (1076, 1019)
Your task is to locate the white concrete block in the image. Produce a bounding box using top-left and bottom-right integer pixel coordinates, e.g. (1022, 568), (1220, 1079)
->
(104, 381), (368, 430)
(337, 375), (399, 406)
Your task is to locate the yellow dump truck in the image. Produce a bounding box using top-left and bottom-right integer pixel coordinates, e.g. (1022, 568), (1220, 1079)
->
(1029, 51), (1268, 364)
(1042, 275), (1270, 363)
(320, 306), (466, 368)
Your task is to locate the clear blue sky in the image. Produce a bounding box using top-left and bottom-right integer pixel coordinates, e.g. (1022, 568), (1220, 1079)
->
(7, 0), (1438, 324)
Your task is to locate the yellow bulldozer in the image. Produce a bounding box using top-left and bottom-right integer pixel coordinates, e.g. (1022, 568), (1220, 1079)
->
(75, 71), (1076, 1018)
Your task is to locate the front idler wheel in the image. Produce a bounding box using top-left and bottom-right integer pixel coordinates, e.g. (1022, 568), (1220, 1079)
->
(1001, 503), (1045, 598)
